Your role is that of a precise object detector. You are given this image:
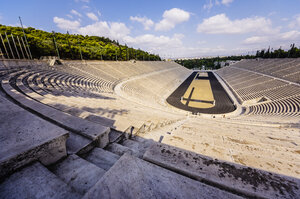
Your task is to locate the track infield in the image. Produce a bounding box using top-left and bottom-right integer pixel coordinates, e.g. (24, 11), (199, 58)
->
(167, 72), (236, 114)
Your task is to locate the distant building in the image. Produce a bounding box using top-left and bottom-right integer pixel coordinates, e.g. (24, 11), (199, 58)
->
(214, 60), (239, 67)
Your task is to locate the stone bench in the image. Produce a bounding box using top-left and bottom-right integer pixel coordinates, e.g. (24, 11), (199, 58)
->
(0, 96), (69, 178)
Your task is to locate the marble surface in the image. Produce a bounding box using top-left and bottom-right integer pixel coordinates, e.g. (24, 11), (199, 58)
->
(143, 142), (300, 199)
(83, 153), (242, 199)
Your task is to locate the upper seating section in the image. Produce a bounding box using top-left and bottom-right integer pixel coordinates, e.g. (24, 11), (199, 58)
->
(216, 67), (300, 102)
(119, 65), (190, 109)
(61, 61), (180, 93)
(231, 58), (300, 84)
(215, 58), (300, 119)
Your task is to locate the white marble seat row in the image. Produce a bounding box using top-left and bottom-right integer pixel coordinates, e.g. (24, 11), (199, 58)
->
(216, 59), (300, 118)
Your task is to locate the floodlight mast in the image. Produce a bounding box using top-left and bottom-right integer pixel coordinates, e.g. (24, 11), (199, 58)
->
(19, 16), (32, 59)
(66, 31), (73, 59)
(16, 36), (25, 59)
(0, 45), (4, 59)
(52, 31), (60, 59)
(115, 49), (117, 61)
(5, 32), (15, 59)
(77, 36), (83, 61)
(11, 34), (20, 59)
(99, 46), (103, 60)
(20, 36), (30, 59)
(0, 34), (10, 59)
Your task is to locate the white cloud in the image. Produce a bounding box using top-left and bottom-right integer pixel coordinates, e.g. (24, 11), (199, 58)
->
(123, 33), (187, 57)
(86, 12), (99, 21)
(75, 0), (90, 3)
(71, 9), (82, 17)
(243, 36), (269, 45)
(268, 11), (277, 16)
(124, 34), (183, 49)
(203, 0), (214, 10)
(53, 17), (80, 31)
(155, 8), (190, 31)
(66, 14), (73, 19)
(280, 30), (300, 40)
(204, 0), (233, 10)
(243, 30), (300, 45)
(78, 21), (130, 40)
(197, 14), (277, 34)
(130, 16), (154, 30)
(197, 40), (207, 45)
(288, 14), (300, 28)
(221, 0), (233, 6)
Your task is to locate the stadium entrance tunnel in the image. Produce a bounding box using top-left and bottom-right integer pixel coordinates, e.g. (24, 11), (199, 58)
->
(166, 72), (236, 114)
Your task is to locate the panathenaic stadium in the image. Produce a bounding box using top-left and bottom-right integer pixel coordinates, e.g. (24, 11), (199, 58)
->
(0, 58), (299, 198)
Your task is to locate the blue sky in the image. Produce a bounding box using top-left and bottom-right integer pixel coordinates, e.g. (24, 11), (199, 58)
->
(1, 0), (300, 58)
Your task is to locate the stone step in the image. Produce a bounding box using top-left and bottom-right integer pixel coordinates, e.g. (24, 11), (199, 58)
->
(109, 129), (124, 143)
(50, 154), (106, 195)
(83, 153), (242, 199)
(82, 147), (120, 171)
(143, 143), (300, 199)
(121, 138), (154, 158)
(0, 95), (68, 178)
(66, 132), (95, 155)
(0, 162), (81, 199)
(1, 77), (110, 148)
(106, 143), (137, 157)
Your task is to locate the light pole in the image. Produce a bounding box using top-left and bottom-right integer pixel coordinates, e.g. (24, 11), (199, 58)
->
(66, 31), (73, 59)
(52, 31), (60, 59)
(100, 47), (103, 60)
(20, 37), (30, 59)
(11, 34), (20, 59)
(0, 45), (4, 59)
(77, 36), (83, 60)
(19, 16), (32, 59)
(0, 34), (9, 59)
(5, 32), (15, 59)
(115, 48), (117, 61)
(17, 36), (25, 59)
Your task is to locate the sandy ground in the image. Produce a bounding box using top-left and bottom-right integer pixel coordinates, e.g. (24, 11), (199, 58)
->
(181, 73), (214, 109)
(140, 116), (300, 178)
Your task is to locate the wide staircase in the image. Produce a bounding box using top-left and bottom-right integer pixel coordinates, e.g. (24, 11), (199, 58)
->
(1, 59), (299, 199)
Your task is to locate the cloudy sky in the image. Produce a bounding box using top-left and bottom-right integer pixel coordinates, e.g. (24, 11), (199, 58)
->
(1, 0), (300, 58)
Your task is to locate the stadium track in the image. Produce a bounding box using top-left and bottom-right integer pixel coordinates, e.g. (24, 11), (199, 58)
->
(166, 72), (236, 114)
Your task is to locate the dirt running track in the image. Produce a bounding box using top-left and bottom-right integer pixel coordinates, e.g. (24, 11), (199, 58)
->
(166, 72), (236, 114)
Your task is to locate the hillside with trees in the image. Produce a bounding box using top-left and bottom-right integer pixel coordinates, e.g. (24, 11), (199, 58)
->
(0, 24), (161, 61)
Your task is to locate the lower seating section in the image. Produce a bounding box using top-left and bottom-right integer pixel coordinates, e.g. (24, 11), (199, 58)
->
(247, 95), (300, 117)
(215, 60), (300, 120)
(0, 95), (69, 178)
